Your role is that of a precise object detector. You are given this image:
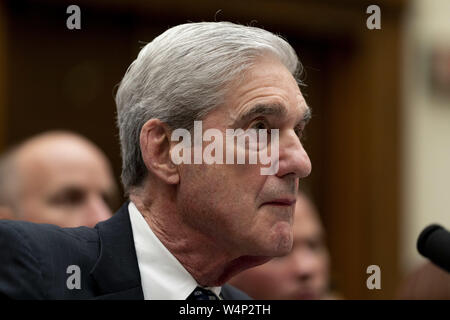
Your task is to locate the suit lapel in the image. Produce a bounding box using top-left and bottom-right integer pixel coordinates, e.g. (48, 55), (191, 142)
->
(90, 202), (144, 299)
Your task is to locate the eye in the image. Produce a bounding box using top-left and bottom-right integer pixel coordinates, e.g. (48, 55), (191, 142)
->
(245, 119), (272, 151)
(307, 238), (324, 252)
(249, 119), (270, 131)
(48, 188), (85, 207)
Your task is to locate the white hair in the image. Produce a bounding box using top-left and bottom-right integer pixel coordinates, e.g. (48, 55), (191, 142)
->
(115, 21), (302, 193)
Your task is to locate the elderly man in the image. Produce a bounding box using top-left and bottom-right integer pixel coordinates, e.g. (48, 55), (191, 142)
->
(0, 22), (311, 299)
(0, 131), (117, 228)
(229, 192), (335, 300)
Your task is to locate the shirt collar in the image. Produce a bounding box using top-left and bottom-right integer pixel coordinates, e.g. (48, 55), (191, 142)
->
(128, 201), (221, 300)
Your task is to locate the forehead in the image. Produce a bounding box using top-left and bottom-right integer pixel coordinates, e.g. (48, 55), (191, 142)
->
(18, 139), (112, 193)
(225, 56), (308, 121)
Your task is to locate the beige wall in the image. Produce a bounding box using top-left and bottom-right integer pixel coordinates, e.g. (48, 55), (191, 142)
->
(402, 0), (450, 273)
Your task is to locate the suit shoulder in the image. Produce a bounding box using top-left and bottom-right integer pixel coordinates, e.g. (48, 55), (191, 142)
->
(0, 220), (100, 299)
(0, 220), (47, 298)
(0, 219), (98, 246)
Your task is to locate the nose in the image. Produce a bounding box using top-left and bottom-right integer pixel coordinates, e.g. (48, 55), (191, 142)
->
(84, 195), (113, 228)
(276, 130), (311, 179)
(289, 249), (317, 282)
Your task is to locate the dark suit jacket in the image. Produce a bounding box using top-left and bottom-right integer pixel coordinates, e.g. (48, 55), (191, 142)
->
(0, 202), (250, 300)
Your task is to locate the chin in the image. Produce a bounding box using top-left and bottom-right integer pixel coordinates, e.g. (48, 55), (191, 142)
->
(273, 224), (293, 254)
(266, 231), (293, 257)
(275, 242), (293, 256)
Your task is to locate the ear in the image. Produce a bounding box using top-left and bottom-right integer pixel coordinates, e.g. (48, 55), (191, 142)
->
(0, 206), (15, 220)
(140, 119), (180, 185)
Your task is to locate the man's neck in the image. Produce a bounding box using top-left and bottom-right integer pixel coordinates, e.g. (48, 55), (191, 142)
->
(130, 193), (270, 286)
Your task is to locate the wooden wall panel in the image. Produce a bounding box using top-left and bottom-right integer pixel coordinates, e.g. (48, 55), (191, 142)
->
(0, 2), (7, 151)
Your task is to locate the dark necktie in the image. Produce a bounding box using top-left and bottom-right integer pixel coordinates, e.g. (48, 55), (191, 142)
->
(187, 286), (220, 300)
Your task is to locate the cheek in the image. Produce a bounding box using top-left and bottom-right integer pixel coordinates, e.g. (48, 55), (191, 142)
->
(180, 162), (264, 207)
(178, 164), (268, 245)
(317, 254), (330, 277)
(48, 213), (76, 228)
(21, 201), (71, 225)
(181, 164), (229, 204)
(178, 165), (241, 225)
(19, 194), (47, 220)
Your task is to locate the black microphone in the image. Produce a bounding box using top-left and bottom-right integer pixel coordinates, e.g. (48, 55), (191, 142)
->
(417, 224), (450, 273)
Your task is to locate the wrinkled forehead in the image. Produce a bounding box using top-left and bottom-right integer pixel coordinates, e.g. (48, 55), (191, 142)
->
(229, 54), (301, 94)
(221, 56), (308, 122)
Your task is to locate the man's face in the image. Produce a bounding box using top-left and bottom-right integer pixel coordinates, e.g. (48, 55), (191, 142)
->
(229, 195), (330, 300)
(16, 137), (116, 228)
(176, 56), (311, 258)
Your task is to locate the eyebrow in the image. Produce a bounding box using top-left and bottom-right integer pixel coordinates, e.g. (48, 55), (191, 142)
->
(233, 102), (312, 127)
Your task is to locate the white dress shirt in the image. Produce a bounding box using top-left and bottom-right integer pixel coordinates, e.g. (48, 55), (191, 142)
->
(128, 201), (222, 300)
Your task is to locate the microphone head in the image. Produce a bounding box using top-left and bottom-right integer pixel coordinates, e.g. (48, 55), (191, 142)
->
(417, 224), (450, 273)
(417, 224), (443, 256)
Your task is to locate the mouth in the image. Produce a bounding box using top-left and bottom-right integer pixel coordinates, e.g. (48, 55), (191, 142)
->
(262, 198), (296, 207)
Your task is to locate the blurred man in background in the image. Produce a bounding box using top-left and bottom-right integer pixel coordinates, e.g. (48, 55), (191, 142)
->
(0, 131), (118, 227)
(229, 191), (337, 300)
